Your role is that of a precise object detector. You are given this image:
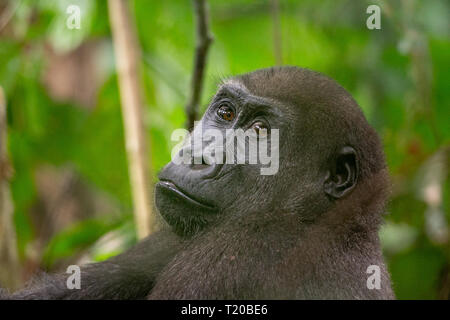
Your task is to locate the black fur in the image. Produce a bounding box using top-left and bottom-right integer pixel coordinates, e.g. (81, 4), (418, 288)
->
(9, 229), (182, 299)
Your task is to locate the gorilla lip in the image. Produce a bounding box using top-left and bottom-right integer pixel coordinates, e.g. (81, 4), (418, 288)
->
(158, 180), (214, 209)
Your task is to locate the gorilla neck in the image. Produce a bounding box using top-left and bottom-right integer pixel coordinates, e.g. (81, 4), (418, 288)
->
(150, 170), (392, 299)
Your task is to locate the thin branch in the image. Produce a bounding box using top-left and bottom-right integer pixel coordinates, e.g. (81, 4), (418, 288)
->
(108, 0), (156, 239)
(271, 0), (283, 65)
(186, 0), (214, 130)
(0, 86), (21, 290)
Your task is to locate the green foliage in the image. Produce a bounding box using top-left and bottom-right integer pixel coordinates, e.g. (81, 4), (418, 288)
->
(0, 0), (448, 298)
(42, 217), (121, 268)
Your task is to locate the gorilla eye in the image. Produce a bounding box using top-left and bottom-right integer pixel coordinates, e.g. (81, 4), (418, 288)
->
(251, 121), (269, 135)
(217, 104), (235, 121)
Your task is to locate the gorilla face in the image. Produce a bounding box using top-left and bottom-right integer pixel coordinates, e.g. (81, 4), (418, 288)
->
(155, 67), (382, 237)
(155, 80), (290, 236)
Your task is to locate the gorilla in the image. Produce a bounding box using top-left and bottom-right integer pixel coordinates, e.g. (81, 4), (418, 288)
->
(4, 66), (394, 299)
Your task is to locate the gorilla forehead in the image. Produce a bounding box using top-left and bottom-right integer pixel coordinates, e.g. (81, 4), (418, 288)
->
(233, 66), (360, 115)
(230, 66), (386, 178)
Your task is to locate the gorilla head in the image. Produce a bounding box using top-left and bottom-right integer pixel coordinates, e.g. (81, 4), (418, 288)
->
(155, 66), (388, 237)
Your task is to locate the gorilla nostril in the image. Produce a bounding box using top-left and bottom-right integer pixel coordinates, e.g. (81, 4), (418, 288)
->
(190, 160), (224, 179)
(191, 163), (209, 170)
(190, 154), (211, 170)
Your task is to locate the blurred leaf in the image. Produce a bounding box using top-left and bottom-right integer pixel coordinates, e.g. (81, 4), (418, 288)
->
(389, 245), (446, 299)
(42, 217), (121, 268)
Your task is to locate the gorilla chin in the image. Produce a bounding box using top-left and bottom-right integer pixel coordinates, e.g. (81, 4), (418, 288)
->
(155, 181), (217, 237)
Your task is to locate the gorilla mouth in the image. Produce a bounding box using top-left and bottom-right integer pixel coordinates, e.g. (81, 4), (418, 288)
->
(157, 180), (214, 210)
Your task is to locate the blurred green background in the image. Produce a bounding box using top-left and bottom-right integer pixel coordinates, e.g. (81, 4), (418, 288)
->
(0, 0), (448, 299)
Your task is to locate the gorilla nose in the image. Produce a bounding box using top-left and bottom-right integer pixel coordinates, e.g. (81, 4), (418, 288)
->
(191, 163), (209, 170)
(190, 162), (224, 179)
(158, 158), (224, 184)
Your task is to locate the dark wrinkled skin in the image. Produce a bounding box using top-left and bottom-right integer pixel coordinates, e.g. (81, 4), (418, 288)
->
(3, 67), (394, 300)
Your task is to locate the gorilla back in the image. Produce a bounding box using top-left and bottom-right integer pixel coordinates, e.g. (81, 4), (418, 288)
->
(9, 66), (395, 300)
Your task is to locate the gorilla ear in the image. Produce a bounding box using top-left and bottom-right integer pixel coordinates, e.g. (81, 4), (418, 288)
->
(324, 146), (358, 199)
